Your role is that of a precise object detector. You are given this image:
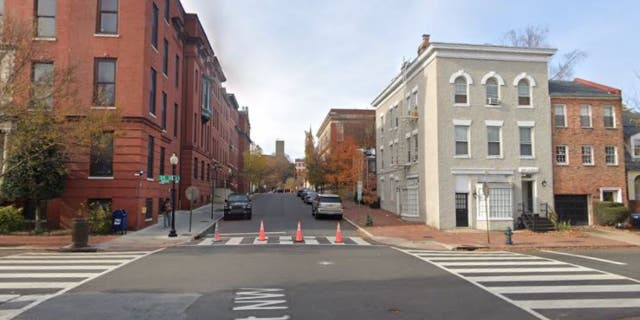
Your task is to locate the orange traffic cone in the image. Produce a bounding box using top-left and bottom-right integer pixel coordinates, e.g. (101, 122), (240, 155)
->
(258, 220), (266, 241)
(295, 221), (304, 243)
(335, 222), (343, 244)
(213, 223), (221, 242)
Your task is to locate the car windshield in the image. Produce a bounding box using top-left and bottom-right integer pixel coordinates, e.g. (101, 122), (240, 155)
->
(228, 195), (249, 202)
(320, 196), (341, 203)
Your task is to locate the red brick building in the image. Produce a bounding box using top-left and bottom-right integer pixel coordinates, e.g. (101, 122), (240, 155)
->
(316, 109), (375, 157)
(4, 0), (249, 230)
(550, 78), (626, 225)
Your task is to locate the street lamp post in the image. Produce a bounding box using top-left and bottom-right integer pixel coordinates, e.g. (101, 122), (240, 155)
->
(210, 164), (220, 219)
(168, 153), (179, 238)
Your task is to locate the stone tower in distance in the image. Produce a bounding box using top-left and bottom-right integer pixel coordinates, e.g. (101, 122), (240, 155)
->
(276, 140), (285, 158)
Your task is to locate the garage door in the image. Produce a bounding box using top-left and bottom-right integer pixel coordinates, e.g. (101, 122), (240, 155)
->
(554, 195), (589, 226)
(403, 178), (419, 218)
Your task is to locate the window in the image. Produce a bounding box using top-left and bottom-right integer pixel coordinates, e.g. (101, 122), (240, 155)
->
(394, 107), (398, 128)
(159, 146), (165, 175)
(193, 157), (198, 179)
(487, 126), (501, 157)
(582, 145), (594, 165)
(413, 135), (418, 161)
(36, 0), (56, 38)
(389, 144), (394, 165)
(486, 78), (498, 104)
(164, 0), (170, 21)
(94, 59), (116, 106)
(412, 91), (418, 108)
(201, 160), (204, 180)
(162, 39), (169, 75)
(555, 145), (568, 165)
(147, 136), (154, 179)
(601, 189), (621, 203)
(406, 137), (411, 162)
(605, 145), (617, 165)
(380, 149), (384, 168)
(634, 137), (640, 158)
(97, 0), (118, 34)
(0, 0), (4, 26)
(202, 77), (211, 111)
(207, 164), (210, 181)
(380, 115), (384, 133)
(519, 127), (533, 158)
(517, 79), (530, 106)
(554, 104), (566, 127)
(149, 68), (156, 115)
(604, 105), (615, 128)
(32, 62), (54, 109)
(454, 125), (469, 157)
(175, 55), (180, 87)
(173, 104), (178, 138)
(89, 131), (114, 177)
(145, 198), (153, 219)
(454, 77), (467, 104)
(151, 3), (158, 48)
(161, 91), (167, 130)
(580, 105), (592, 128)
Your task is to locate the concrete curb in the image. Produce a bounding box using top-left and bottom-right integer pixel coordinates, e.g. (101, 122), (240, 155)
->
(343, 217), (374, 238)
(192, 215), (223, 240)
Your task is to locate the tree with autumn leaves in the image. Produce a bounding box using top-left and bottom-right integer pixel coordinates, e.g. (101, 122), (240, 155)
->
(324, 137), (361, 194)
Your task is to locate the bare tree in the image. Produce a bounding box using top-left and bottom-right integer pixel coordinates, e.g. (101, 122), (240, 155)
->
(502, 25), (587, 80)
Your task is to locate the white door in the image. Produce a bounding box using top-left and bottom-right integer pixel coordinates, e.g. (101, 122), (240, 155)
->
(403, 179), (419, 218)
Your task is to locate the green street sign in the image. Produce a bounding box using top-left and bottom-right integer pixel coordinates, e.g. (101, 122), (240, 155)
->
(159, 175), (180, 184)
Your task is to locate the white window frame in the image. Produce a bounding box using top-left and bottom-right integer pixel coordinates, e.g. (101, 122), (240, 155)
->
(605, 145), (618, 165)
(631, 133), (640, 159)
(412, 86), (418, 109)
(453, 120), (471, 158)
(449, 70), (472, 107)
(485, 120), (503, 159)
(580, 105), (592, 128)
(513, 72), (536, 108)
(481, 71), (505, 107)
(517, 121), (535, 159)
(554, 104), (567, 128)
(603, 105), (616, 128)
(581, 145), (594, 166)
(600, 187), (622, 203)
(555, 145), (569, 165)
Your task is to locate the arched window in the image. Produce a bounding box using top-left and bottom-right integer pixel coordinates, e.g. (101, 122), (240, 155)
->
(486, 78), (498, 104)
(635, 176), (640, 200)
(518, 79), (530, 106)
(454, 77), (467, 104)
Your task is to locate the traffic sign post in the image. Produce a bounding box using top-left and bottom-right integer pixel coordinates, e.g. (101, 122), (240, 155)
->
(185, 186), (200, 233)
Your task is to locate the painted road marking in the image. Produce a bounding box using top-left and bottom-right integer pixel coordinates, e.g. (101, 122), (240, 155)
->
(279, 236), (293, 245)
(398, 248), (640, 320)
(197, 238), (214, 246)
(253, 237), (269, 245)
(303, 237), (319, 245)
(232, 288), (290, 320)
(226, 237), (244, 245)
(540, 249), (628, 266)
(326, 236), (344, 245)
(349, 237), (371, 246)
(0, 250), (156, 320)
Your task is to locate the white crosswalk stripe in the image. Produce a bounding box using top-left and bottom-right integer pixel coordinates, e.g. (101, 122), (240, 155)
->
(190, 236), (372, 246)
(398, 249), (640, 320)
(0, 251), (153, 320)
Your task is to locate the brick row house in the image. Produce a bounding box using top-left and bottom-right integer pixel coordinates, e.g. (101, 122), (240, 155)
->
(372, 35), (627, 230)
(3, 0), (250, 230)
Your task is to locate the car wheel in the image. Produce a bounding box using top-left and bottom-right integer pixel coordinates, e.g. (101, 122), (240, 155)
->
(247, 212), (252, 220)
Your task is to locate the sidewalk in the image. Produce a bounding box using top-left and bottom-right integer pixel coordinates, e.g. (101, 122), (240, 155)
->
(343, 201), (636, 251)
(0, 234), (115, 250)
(95, 203), (224, 251)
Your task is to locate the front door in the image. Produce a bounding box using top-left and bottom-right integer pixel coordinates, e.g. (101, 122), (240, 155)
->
(455, 193), (469, 227)
(522, 180), (534, 214)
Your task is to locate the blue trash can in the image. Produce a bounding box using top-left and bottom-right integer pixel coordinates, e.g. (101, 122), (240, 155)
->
(112, 209), (128, 234)
(631, 213), (640, 228)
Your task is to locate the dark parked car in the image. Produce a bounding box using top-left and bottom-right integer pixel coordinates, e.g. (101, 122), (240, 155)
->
(297, 188), (308, 198)
(224, 193), (252, 220)
(304, 191), (318, 204)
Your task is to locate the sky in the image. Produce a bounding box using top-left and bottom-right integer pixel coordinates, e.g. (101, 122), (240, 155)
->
(181, 0), (640, 160)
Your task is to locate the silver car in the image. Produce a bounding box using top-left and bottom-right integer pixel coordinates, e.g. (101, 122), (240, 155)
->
(312, 194), (343, 219)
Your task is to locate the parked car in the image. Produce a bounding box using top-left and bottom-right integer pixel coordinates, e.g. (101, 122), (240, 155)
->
(296, 188), (306, 197)
(312, 194), (343, 219)
(304, 191), (318, 204)
(223, 193), (252, 220)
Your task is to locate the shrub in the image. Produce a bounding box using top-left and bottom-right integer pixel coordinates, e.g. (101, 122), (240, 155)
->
(0, 205), (25, 234)
(87, 202), (112, 235)
(594, 201), (630, 226)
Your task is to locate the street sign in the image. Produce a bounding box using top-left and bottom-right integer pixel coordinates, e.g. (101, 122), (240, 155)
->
(185, 186), (200, 201)
(159, 175), (180, 184)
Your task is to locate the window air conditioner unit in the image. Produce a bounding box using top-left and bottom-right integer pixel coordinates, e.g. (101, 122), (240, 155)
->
(487, 97), (500, 105)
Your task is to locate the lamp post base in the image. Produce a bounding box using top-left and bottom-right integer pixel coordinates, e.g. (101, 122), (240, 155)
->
(168, 230), (178, 237)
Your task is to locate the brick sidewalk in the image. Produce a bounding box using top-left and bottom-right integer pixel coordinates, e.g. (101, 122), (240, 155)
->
(343, 201), (634, 250)
(0, 234), (116, 248)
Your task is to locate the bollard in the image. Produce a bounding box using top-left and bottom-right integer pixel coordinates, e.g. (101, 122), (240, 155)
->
(71, 217), (89, 248)
(504, 226), (513, 245)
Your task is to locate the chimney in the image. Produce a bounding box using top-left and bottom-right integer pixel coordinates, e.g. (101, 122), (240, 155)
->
(417, 34), (430, 55)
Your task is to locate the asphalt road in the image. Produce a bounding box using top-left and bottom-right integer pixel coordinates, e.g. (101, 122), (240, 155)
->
(8, 194), (640, 320)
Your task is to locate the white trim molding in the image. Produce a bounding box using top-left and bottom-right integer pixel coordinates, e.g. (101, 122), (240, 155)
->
(449, 69), (474, 85)
(451, 168), (514, 175)
(517, 121), (535, 127)
(480, 71), (505, 86)
(512, 72), (537, 87)
(485, 120), (504, 126)
(599, 187), (623, 203)
(453, 119), (473, 126)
